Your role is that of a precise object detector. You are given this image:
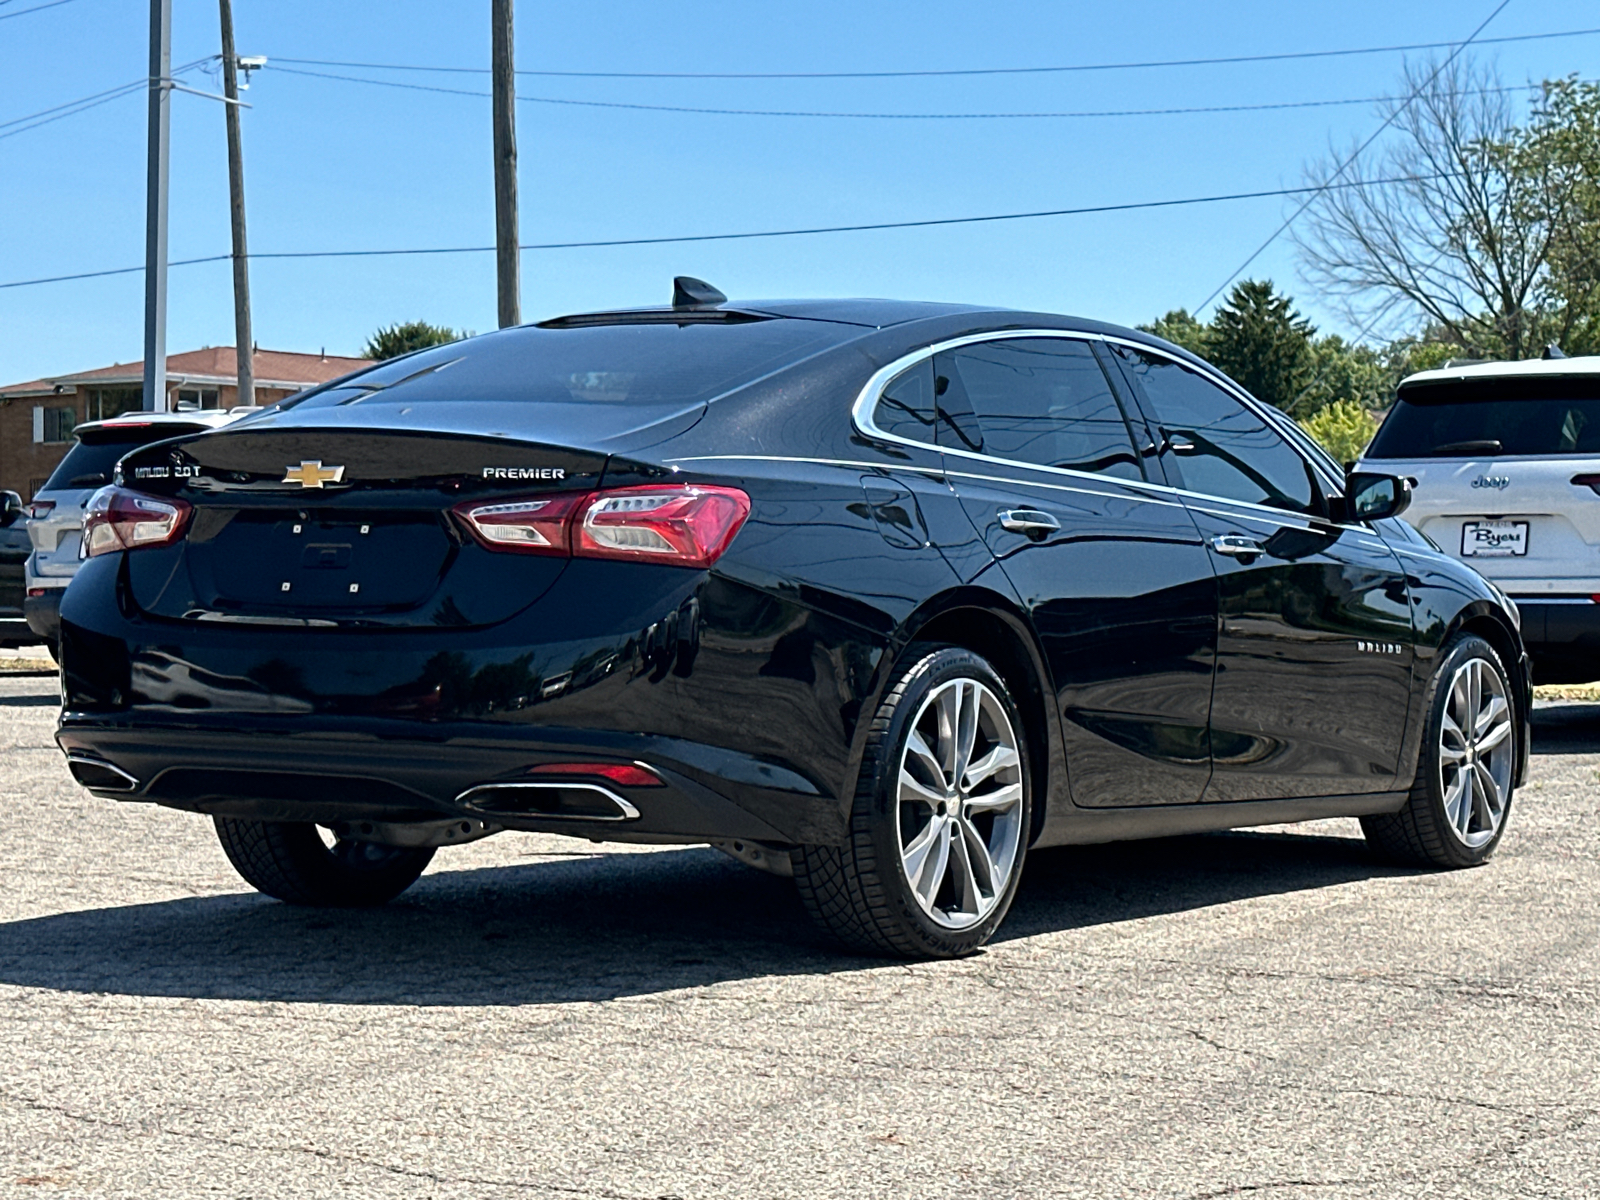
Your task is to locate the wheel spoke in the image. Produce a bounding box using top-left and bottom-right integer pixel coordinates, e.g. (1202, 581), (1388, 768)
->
(904, 729), (947, 792)
(1444, 770), (1470, 834)
(1441, 712), (1468, 751)
(913, 819), (953, 907)
(935, 684), (961, 778)
(1439, 742), (1468, 764)
(1476, 718), (1512, 754)
(1473, 762), (1503, 822)
(964, 782), (1023, 814)
(1468, 659), (1482, 729)
(1475, 694), (1508, 738)
(963, 743), (1018, 790)
(950, 827), (986, 915)
(953, 682), (979, 785)
(899, 769), (947, 808)
(902, 818), (943, 895)
(957, 815), (997, 897)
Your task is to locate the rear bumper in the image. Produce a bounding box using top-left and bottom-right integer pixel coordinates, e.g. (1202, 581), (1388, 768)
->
(23, 587), (61, 646)
(1509, 597), (1600, 683)
(53, 553), (879, 847)
(55, 716), (812, 844)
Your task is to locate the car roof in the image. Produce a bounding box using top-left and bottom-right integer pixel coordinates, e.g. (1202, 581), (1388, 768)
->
(1401, 355), (1600, 391)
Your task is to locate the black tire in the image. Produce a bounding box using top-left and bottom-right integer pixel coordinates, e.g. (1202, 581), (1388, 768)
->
(1362, 633), (1517, 868)
(213, 817), (435, 906)
(794, 645), (1033, 959)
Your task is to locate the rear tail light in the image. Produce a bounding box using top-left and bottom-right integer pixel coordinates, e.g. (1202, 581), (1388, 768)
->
(25, 500), (54, 519)
(453, 492), (586, 555)
(82, 486), (192, 558)
(575, 485), (751, 567)
(455, 483), (750, 568)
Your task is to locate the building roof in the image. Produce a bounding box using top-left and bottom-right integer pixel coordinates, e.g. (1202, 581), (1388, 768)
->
(0, 347), (370, 398)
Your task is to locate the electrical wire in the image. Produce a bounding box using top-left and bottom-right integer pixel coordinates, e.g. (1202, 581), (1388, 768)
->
(0, 57), (217, 142)
(270, 64), (1560, 121)
(269, 25), (1600, 80)
(0, 172), (1463, 292)
(0, 0), (79, 21)
(1193, 0), (1512, 315)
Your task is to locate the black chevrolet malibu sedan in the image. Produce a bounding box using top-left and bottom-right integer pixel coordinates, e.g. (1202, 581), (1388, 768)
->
(55, 282), (1530, 958)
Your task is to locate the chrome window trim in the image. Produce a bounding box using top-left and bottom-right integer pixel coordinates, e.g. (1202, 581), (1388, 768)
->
(849, 328), (1345, 511)
(845, 329), (1370, 530)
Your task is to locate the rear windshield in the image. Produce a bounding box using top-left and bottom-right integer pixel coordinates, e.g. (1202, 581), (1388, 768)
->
(280, 319), (857, 411)
(41, 426), (208, 491)
(1368, 377), (1600, 458)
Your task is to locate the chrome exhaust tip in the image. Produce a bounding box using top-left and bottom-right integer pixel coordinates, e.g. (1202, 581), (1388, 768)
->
(66, 754), (140, 793)
(455, 781), (641, 822)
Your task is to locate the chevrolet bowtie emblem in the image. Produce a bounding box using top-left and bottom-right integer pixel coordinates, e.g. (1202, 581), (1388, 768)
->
(282, 460), (345, 489)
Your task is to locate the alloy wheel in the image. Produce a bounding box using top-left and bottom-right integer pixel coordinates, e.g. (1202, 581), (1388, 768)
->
(895, 677), (1025, 929)
(1438, 656), (1514, 849)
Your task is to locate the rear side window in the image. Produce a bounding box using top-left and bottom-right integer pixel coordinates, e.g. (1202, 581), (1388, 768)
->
(1112, 345), (1317, 514)
(873, 360), (939, 444)
(933, 338), (1144, 479)
(1368, 379), (1600, 458)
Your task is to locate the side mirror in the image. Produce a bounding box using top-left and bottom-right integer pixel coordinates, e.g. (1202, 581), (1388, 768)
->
(1343, 471), (1412, 522)
(0, 490), (22, 527)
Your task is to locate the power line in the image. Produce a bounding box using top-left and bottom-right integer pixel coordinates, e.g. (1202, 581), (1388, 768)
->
(1193, 0), (1512, 315)
(0, 58), (216, 142)
(270, 64), (1560, 121)
(0, 0), (80, 21)
(0, 172), (1462, 292)
(269, 25), (1600, 80)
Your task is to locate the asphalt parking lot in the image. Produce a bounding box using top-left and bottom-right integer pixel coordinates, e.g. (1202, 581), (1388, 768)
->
(1, 668), (1596, 1199)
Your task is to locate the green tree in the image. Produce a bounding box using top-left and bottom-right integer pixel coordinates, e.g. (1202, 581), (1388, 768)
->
(1298, 335), (1388, 415)
(1520, 77), (1600, 355)
(1138, 308), (1210, 355)
(363, 320), (467, 361)
(1297, 58), (1600, 360)
(1206, 280), (1317, 416)
(1300, 400), (1379, 466)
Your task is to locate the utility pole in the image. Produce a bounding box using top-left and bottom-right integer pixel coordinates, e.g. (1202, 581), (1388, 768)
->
(142, 0), (172, 412)
(491, 0), (520, 328)
(218, 0), (253, 407)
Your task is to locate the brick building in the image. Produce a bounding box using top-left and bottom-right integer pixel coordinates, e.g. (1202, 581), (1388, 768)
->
(0, 346), (367, 500)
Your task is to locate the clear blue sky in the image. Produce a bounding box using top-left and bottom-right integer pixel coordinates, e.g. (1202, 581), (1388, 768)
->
(2, 0), (1598, 385)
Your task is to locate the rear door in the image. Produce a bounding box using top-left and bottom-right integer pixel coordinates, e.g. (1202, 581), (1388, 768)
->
(935, 336), (1219, 807)
(1110, 343), (1416, 801)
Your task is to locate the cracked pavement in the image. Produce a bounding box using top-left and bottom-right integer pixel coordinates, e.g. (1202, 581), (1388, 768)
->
(1, 671), (1597, 1198)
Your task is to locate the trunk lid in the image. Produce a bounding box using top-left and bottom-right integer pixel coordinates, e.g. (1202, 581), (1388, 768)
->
(118, 427), (611, 628)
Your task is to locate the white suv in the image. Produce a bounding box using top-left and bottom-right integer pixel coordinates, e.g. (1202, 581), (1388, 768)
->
(1358, 355), (1600, 683)
(24, 410), (244, 651)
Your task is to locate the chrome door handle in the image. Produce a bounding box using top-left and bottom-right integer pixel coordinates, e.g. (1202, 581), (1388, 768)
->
(998, 509), (1060, 535)
(1210, 534), (1265, 557)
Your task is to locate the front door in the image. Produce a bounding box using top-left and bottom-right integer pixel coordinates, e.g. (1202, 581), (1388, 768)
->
(933, 336), (1219, 806)
(1108, 343), (1415, 800)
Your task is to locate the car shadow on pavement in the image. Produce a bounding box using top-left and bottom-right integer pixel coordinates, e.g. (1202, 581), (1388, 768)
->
(0, 691), (61, 707)
(1530, 702), (1600, 754)
(0, 828), (1401, 1006)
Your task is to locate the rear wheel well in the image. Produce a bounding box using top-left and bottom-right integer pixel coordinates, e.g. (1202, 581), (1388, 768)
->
(907, 607), (1052, 844)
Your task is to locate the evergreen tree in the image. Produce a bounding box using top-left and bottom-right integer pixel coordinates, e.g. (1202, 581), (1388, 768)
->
(363, 321), (467, 361)
(1206, 280), (1317, 416)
